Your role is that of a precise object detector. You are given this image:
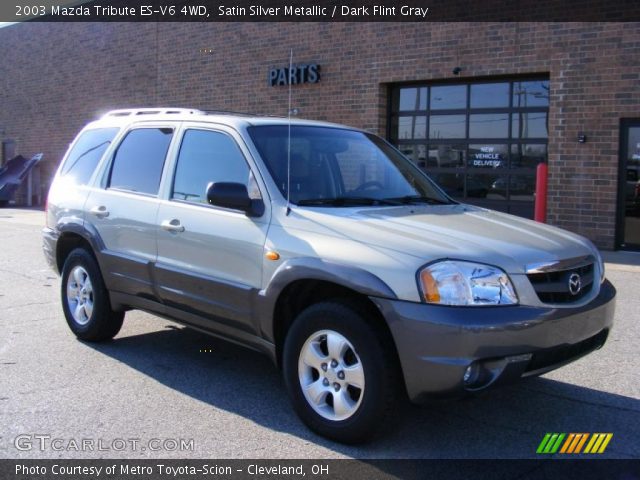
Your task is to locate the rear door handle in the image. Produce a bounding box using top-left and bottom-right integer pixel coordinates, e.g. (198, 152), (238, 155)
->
(89, 206), (109, 218)
(160, 219), (185, 233)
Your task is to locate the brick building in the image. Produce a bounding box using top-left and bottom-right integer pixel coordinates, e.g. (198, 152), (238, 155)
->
(0, 22), (639, 249)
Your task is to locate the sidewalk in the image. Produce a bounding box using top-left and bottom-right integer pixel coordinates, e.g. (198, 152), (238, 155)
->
(602, 250), (640, 272)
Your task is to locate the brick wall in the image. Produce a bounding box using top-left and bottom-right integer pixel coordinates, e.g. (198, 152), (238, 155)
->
(0, 22), (638, 248)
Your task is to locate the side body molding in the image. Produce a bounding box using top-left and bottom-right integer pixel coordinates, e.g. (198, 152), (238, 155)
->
(256, 257), (398, 343)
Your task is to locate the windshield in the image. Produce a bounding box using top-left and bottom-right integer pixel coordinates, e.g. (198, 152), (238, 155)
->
(247, 125), (451, 206)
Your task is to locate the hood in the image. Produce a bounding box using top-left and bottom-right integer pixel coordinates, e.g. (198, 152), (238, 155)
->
(286, 204), (597, 274)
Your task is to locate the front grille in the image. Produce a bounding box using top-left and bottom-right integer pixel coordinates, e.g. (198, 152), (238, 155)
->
(524, 329), (608, 374)
(527, 263), (594, 304)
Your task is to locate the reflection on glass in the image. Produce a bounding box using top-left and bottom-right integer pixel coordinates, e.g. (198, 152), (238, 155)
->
(468, 144), (507, 168)
(482, 174), (509, 199)
(512, 113), (548, 139)
(469, 114), (509, 138)
(465, 178), (490, 198)
(430, 85), (467, 110)
(429, 115), (465, 139)
(510, 175), (535, 201)
(431, 172), (464, 199)
(513, 81), (549, 107)
(397, 116), (427, 140)
(624, 127), (640, 240)
(391, 79), (549, 221)
(470, 83), (509, 108)
(428, 144), (466, 168)
(468, 174), (499, 199)
(399, 144), (427, 167)
(511, 144), (547, 168)
(509, 203), (535, 218)
(399, 87), (428, 111)
(629, 126), (640, 166)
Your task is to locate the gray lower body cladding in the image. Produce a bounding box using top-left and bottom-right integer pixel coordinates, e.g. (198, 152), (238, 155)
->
(42, 227), (59, 273)
(373, 280), (616, 402)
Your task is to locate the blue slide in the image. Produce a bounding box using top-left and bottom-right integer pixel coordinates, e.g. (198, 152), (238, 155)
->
(0, 153), (43, 207)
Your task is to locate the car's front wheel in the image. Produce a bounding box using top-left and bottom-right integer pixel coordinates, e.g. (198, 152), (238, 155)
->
(283, 301), (398, 443)
(61, 248), (124, 341)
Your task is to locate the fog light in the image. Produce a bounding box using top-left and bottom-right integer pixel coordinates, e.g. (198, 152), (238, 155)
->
(463, 363), (479, 386)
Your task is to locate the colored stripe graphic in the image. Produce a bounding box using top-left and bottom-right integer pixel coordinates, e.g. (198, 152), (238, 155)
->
(573, 433), (589, 453)
(550, 433), (565, 453)
(597, 433), (613, 453)
(560, 433), (575, 453)
(584, 433), (613, 454)
(564, 433), (587, 453)
(537, 433), (551, 453)
(537, 433), (565, 454)
(538, 433), (613, 454)
(584, 433), (599, 453)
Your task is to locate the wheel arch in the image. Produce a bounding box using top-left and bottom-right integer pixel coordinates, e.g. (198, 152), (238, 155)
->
(55, 223), (104, 272)
(259, 258), (399, 370)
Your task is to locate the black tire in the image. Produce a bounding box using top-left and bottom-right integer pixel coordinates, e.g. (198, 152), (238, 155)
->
(283, 301), (399, 444)
(60, 248), (124, 341)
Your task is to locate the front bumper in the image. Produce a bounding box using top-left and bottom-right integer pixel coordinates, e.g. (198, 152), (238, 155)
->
(373, 280), (616, 403)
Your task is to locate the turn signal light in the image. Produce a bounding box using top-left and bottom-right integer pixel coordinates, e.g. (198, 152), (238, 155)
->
(419, 270), (440, 302)
(265, 250), (280, 261)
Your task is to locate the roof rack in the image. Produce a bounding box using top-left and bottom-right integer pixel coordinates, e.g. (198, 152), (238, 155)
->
(203, 109), (280, 117)
(102, 108), (205, 118)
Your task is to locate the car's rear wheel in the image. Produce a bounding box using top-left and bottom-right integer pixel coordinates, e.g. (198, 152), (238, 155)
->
(283, 301), (398, 443)
(61, 248), (124, 341)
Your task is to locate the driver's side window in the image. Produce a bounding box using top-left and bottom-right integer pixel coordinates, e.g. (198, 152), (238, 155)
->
(171, 129), (252, 204)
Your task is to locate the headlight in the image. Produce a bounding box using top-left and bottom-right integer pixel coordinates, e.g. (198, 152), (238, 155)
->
(418, 260), (518, 306)
(596, 250), (605, 284)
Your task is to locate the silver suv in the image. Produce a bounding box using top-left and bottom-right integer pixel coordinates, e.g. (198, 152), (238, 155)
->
(43, 108), (616, 443)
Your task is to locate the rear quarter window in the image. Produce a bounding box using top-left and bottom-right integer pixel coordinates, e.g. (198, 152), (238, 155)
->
(60, 127), (119, 185)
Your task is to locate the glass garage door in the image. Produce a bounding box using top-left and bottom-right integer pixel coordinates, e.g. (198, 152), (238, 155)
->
(389, 78), (549, 218)
(618, 120), (640, 250)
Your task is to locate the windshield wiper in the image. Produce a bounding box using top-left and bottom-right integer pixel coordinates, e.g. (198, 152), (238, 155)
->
(385, 195), (451, 205)
(296, 196), (401, 207)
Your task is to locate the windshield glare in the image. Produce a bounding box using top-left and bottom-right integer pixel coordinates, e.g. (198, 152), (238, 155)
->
(247, 125), (450, 206)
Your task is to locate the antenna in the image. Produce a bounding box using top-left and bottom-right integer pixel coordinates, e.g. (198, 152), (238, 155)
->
(286, 49), (293, 216)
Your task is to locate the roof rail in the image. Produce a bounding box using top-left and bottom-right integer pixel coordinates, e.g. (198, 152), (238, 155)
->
(102, 108), (205, 118)
(203, 109), (280, 117)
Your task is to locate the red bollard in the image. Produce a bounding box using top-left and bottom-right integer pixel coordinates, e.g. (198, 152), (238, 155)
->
(534, 163), (548, 223)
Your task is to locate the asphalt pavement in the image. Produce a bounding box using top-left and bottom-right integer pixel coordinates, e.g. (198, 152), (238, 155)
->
(0, 208), (638, 459)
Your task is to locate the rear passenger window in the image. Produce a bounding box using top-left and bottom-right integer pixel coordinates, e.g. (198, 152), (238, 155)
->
(60, 128), (119, 185)
(172, 129), (250, 204)
(108, 128), (173, 195)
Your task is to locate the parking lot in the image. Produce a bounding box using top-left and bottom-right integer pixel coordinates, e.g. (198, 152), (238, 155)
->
(1, 208), (639, 459)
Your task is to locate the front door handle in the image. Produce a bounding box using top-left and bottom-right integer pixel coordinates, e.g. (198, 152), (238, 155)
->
(89, 205), (109, 218)
(160, 219), (185, 233)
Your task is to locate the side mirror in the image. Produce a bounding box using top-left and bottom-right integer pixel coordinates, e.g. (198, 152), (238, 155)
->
(206, 182), (262, 217)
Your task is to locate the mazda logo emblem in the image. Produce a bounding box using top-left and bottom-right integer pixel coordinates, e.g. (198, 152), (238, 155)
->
(568, 273), (582, 295)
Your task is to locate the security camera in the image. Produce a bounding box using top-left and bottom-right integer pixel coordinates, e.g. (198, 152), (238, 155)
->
(452, 67), (462, 75)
